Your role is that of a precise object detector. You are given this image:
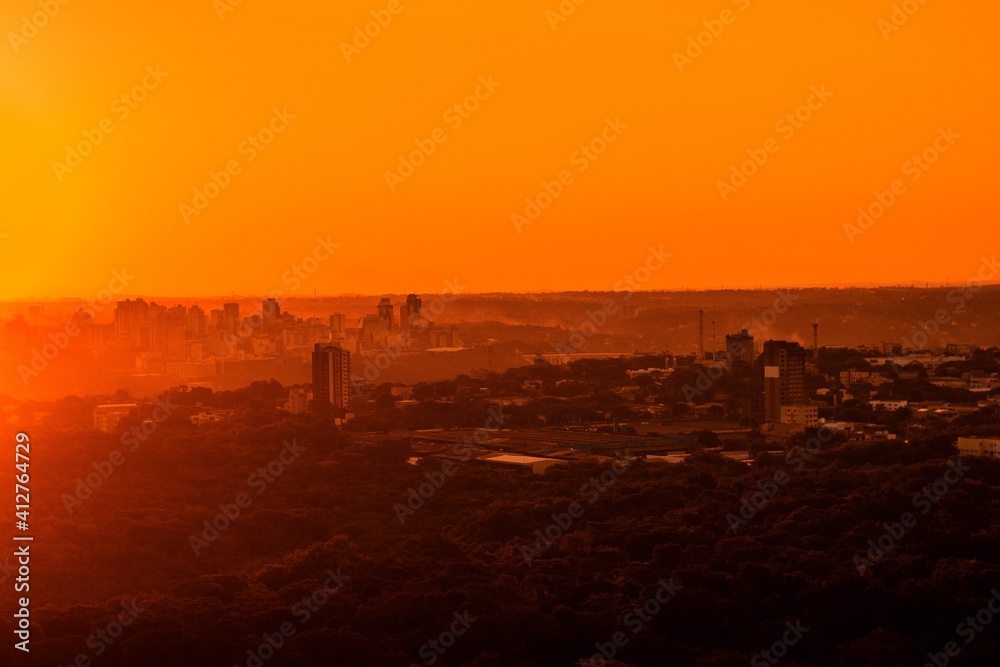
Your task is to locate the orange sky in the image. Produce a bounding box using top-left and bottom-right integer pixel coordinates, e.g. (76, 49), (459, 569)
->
(1, 0), (997, 299)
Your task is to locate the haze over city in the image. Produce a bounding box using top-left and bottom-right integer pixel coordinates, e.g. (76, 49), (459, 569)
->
(2, 1), (1000, 666)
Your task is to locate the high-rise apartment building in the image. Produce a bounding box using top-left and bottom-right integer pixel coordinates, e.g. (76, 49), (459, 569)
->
(762, 340), (806, 422)
(377, 297), (394, 330)
(263, 298), (281, 325)
(401, 294), (423, 330)
(312, 343), (351, 411)
(726, 329), (756, 364)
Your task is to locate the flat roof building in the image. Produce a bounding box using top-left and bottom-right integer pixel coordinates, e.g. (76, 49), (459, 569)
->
(94, 403), (138, 433)
(763, 341), (806, 422)
(957, 437), (1000, 460)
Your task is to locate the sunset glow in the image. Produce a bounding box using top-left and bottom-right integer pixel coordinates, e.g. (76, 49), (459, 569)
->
(2, 0), (997, 299)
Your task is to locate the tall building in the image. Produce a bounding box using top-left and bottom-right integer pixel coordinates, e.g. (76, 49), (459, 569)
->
(377, 297), (394, 330)
(187, 305), (206, 336)
(223, 301), (240, 333)
(147, 302), (168, 353)
(361, 314), (391, 348)
(114, 299), (150, 347)
(263, 298), (281, 325)
(312, 343), (351, 411)
(762, 340), (806, 422)
(329, 313), (346, 332)
(726, 329), (756, 364)
(401, 294), (423, 330)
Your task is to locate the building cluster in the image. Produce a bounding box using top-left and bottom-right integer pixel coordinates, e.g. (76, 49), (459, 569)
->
(67, 294), (460, 384)
(357, 295), (458, 352)
(80, 304), (997, 462)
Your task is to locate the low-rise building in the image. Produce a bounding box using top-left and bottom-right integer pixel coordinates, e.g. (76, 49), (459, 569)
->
(966, 372), (1000, 391)
(189, 408), (234, 425)
(780, 405), (819, 427)
(956, 437), (1000, 460)
(477, 453), (566, 474)
(913, 404), (980, 421)
(284, 387), (312, 414)
(869, 400), (908, 411)
(840, 370), (889, 387)
(165, 360), (216, 380)
(819, 421), (896, 442)
(93, 404), (138, 433)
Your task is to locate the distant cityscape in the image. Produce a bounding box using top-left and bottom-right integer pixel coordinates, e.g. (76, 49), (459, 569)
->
(13, 294), (459, 386)
(78, 298), (1000, 469)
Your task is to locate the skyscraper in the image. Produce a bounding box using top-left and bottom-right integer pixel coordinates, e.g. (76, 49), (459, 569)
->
(401, 294), (423, 330)
(263, 298), (281, 325)
(762, 340), (806, 422)
(114, 298), (150, 347)
(187, 304), (207, 337)
(312, 343), (351, 411)
(223, 301), (240, 333)
(726, 329), (756, 364)
(377, 297), (394, 330)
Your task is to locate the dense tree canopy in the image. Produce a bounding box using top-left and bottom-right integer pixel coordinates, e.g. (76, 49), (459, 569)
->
(4, 394), (1000, 666)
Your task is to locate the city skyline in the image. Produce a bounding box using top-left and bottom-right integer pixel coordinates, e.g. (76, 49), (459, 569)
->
(4, 2), (1000, 664)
